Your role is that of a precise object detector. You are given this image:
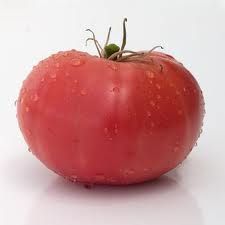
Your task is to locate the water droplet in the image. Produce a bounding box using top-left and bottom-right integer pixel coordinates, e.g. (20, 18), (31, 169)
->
(107, 63), (118, 71)
(55, 62), (60, 68)
(104, 127), (113, 140)
(26, 129), (32, 136)
(80, 89), (87, 96)
(104, 127), (109, 134)
(25, 106), (30, 112)
(150, 122), (155, 127)
(143, 168), (152, 173)
(178, 110), (183, 115)
(176, 90), (180, 95)
(78, 52), (88, 57)
(50, 73), (57, 78)
(112, 87), (120, 93)
(147, 111), (152, 117)
(195, 142), (198, 147)
(183, 87), (187, 92)
(28, 148), (31, 152)
(114, 124), (118, 134)
(95, 173), (105, 182)
(71, 58), (82, 66)
(173, 147), (179, 153)
(156, 84), (161, 89)
(31, 94), (39, 102)
(107, 177), (117, 183)
(65, 72), (70, 77)
(71, 175), (78, 182)
(200, 128), (203, 134)
(41, 77), (45, 82)
(156, 94), (161, 99)
(123, 169), (135, 176)
(20, 98), (24, 104)
(150, 100), (155, 106)
(14, 100), (17, 106)
(62, 52), (69, 57)
(71, 89), (76, 93)
(21, 88), (27, 94)
(74, 79), (78, 84)
(146, 71), (155, 78)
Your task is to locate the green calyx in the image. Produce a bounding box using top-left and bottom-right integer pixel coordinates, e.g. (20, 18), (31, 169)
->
(104, 44), (120, 58)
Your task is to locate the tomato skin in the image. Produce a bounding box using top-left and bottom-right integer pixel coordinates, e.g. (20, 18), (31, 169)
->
(17, 50), (204, 185)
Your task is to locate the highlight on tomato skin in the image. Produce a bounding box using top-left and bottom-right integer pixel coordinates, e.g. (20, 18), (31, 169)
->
(17, 19), (205, 185)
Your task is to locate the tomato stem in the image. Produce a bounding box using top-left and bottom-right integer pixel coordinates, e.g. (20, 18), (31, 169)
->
(103, 27), (112, 56)
(118, 18), (127, 58)
(85, 29), (102, 57)
(85, 19), (163, 61)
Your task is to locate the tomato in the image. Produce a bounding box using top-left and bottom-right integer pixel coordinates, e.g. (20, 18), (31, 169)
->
(17, 19), (204, 185)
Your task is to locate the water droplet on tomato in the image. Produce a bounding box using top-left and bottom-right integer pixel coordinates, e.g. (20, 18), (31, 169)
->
(94, 173), (106, 182)
(65, 72), (70, 77)
(114, 128), (118, 135)
(20, 98), (24, 104)
(31, 94), (39, 102)
(25, 106), (30, 112)
(80, 89), (87, 96)
(123, 169), (135, 176)
(177, 109), (183, 115)
(183, 87), (187, 92)
(143, 168), (152, 173)
(62, 52), (69, 57)
(147, 111), (152, 117)
(71, 58), (82, 66)
(173, 147), (179, 153)
(195, 142), (198, 147)
(112, 87), (120, 93)
(107, 63), (118, 71)
(28, 148), (31, 152)
(104, 127), (108, 134)
(71, 175), (78, 182)
(156, 94), (161, 99)
(26, 129), (32, 136)
(156, 84), (161, 89)
(41, 77), (45, 82)
(150, 100), (155, 106)
(150, 122), (155, 127)
(50, 73), (57, 78)
(176, 90), (180, 95)
(55, 62), (60, 68)
(74, 79), (78, 84)
(146, 71), (155, 78)
(21, 88), (27, 94)
(169, 83), (175, 87)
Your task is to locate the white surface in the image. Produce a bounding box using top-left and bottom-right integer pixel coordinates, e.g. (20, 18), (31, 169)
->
(0, 0), (225, 224)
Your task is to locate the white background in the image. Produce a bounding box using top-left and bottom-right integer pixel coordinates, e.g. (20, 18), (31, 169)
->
(0, 0), (225, 224)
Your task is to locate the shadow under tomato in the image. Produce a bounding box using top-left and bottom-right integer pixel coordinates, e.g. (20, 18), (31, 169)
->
(26, 175), (203, 225)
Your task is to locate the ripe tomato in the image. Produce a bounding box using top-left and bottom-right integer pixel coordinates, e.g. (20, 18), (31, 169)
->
(17, 19), (204, 185)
